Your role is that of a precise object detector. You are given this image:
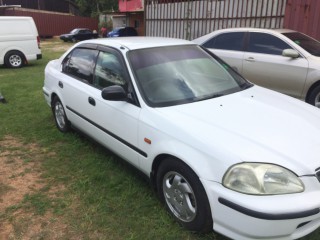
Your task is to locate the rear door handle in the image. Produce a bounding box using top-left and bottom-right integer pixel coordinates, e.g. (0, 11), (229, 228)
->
(58, 81), (63, 88)
(88, 97), (96, 106)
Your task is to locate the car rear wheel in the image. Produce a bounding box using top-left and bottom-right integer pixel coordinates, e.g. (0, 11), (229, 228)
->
(52, 97), (70, 132)
(4, 51), (24, 68)
(307, 84), (320, 108)
(156, 158), (213, 232)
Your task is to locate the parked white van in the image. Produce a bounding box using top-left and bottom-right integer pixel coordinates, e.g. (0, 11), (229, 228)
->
(0, 16), (42, 68)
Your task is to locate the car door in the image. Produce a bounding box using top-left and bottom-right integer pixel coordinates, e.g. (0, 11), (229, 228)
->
(77, 30), (86, 40)
(202, 31), (246, 73)
(242, 32), (309, 98)
(92, 49), (142, 168)
(61, 45), (141, 168)
(83, 30), (93, 40)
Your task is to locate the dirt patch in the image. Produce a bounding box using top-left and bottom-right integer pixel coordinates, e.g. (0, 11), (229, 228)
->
(0, 136), (69, 240)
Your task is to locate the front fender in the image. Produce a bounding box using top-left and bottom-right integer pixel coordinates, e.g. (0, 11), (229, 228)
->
(138, 123), (238, 183)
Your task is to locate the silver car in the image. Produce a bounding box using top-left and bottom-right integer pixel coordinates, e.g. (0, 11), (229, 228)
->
(193, 28), (320, 108)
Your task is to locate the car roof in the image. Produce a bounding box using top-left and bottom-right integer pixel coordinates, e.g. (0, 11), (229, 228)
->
(79, 37), (196, 50)
(193, 27), (298, 43)
(73, 28), (90, 31)
(207, 27), (296, 34)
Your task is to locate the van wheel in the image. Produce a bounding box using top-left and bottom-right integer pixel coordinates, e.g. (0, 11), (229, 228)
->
(4, 51), (24, 68)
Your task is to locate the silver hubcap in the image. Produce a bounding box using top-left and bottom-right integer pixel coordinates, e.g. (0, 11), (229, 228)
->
(54, 102), (66, 129)
(9, 55), (22, 67)
(163, 171), (196, 222)
(315, 92), (320, 108)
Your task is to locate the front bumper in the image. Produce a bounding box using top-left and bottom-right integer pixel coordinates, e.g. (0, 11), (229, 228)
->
(202, 177), (320, 240)
(59, 36), (71, 41)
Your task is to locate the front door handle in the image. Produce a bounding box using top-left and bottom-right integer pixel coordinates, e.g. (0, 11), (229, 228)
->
(88, 97), (96, 106)
(245, 57), (255, 62)
(58, 81), (63, 88)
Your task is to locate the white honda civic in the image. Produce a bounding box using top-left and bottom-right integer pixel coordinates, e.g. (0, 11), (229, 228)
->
(43, 37), (320, 240)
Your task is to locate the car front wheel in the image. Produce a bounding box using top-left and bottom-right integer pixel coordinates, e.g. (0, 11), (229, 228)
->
(52, 97), (70, 132)
(4, 51), (24, 68)
(307, 84), (320, 108)
(156, 158), (213, 232)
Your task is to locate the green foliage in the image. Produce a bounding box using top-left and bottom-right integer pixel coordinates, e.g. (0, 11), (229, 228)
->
(99, 18), (113, 31)
(75, 0), (118, 17)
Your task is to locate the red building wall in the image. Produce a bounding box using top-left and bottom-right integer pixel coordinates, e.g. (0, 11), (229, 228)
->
(119, 0), (143, 12)
(284, 0), (320, 41)
(4, 8), (98, 37)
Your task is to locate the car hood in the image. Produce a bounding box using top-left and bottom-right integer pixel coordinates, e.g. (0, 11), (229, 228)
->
(307, 54), (320, 65)
(154, 86), (320, 176)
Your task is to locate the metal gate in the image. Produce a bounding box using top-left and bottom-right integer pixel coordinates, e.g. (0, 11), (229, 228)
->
(145, 0), (287, 40)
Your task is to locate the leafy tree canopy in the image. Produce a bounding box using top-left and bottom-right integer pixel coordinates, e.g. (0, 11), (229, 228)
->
(74, 0), (118, 17)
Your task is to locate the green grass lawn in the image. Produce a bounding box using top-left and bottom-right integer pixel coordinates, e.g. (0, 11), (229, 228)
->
(0, 38), (319, 240)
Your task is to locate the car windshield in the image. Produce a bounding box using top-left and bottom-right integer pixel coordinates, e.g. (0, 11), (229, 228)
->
(113, 28), (122, 33)
(128, 45), (251, 107)
(70, 29), (79, 34)
(282, 32), (320, 56)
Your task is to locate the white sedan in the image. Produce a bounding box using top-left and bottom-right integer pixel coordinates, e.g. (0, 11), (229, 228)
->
(193, 28), (320, 108)
(43, 37), (320, 240)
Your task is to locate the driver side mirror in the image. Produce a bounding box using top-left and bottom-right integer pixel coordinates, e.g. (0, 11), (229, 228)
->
(282, 49), (300, 58)
(101, 85), (127, 101)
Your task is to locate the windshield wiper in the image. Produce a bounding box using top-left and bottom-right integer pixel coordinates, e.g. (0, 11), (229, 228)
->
(195, 93), (225, 102)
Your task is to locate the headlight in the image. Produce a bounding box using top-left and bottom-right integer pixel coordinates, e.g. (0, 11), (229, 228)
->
(223, 163), (304, 195)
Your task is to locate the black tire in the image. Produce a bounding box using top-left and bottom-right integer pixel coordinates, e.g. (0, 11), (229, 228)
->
(307, 84), (320, 108)
(71, 37), (77, 43)
(52, 97), (70, 132)
(4, 50), (24, 68)
(156, 158), (213, 233)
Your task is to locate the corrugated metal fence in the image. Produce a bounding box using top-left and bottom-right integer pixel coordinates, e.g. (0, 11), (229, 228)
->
(145, 0), (287, 40)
